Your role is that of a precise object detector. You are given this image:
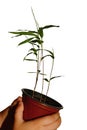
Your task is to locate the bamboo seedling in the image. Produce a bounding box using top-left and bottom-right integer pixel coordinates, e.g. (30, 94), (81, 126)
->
(10, 9), (61, 102)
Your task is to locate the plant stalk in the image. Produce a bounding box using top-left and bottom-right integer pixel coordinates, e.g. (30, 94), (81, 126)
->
(32, 59), (39, 97)
(44, 56), (54, 102)
(40, 43), (44, 102)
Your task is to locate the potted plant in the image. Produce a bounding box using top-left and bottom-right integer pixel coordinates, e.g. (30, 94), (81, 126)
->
(10, 9), (63, 121)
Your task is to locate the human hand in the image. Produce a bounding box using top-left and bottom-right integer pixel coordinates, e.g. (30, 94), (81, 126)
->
(0, 97), (22, 130)
(0, 97), (61, 130)
(13, 97), (61, 130)
(0, 97), (21, 128)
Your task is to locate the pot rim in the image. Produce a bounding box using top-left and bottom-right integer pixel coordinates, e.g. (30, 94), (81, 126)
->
(22, 88), (63, 110)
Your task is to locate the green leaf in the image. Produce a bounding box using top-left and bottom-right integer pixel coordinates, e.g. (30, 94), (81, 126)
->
(24, 58), (37, 62)
(24, 48), (41, 60)
(23, 52), (33, 60)
(29, 48), (38, 56)
(41, 55), (54, 61)
(32, 43), (40, 48)
(28, 71), (46, 75)
(30, 39), (43, 44)
(18, 37), (34, 46)
(44, 49), (54, 58)
(41, 25), (60, 30)
(38, 28), (43, 38)
(37, 49), (54, 59)
(28, 72), (37, 74)
(44, 78), (49, 82)
(9, 31), (38, 37)
(50, 76), (61, 80)
(39, 73), (46, 76)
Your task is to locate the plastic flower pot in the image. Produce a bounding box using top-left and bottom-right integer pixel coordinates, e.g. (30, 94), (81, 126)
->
(22, 88), (63, 121)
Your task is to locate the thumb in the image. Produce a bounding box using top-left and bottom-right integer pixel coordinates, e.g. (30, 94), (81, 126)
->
(14, 101), (24, 125)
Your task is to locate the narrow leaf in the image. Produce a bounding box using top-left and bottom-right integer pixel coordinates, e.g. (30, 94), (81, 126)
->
(9, 31), (38, 37)
(38, 28), (43, 38)
(23, 52), (34, 60)
(24, 58), (37, 62)
(18, 37), (34, 46)
(28, 72), (37, 74)
(29, 48), (38, 56)
(41, 25), (60, 30)
(30, 39), (43, 44)
(41, 55), (54, 61)
(50, 76), (62, 80)
(44, 78), (49, 82)
(28, 72), (46, 76)
(44, 49), (54, 58)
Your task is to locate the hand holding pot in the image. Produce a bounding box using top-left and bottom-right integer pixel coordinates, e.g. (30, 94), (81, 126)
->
(13, 97), (61, 130)
(0, 97), (22, 130)
(0, 97), (61, 130)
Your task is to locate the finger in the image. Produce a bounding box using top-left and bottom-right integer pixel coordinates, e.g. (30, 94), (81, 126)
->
(42, 112), (60, 125)
(11, 96), (22, 107)
(33, 112), (60, 126)
(44, 116), (61, 130)
(14, 101), (24, 125)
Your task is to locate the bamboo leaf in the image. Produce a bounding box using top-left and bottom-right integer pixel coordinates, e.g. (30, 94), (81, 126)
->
(41, 25), (60, 30)
(9, 31), (38, 37)
(50, 76), (62, 80)
(25, 52), (33, 56)
(41, 55), (53, 60)
(23, 52), (34, 60)
(29, 48), (38, 56)
(44, 49), (54, 58)
(24, 58), (37, 62)
(18, 37), (34, 46)
(30, 39), (43, 44)
(28, 72), (37, 74)
(32, 43), (40, 48)
(28, 72), (46, 75)
(44, 78), (49, 82)
(40, 73), (46, 76)
(11, 34), (22, 38)
(39, 49), (54, 58)
(38, 28), (43, 38)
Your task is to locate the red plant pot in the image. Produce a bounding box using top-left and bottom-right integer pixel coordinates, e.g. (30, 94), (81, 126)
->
(22, 88), (63, 121)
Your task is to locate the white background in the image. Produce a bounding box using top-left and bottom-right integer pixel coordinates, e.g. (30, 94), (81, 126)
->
(0, 0), (87, 130)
